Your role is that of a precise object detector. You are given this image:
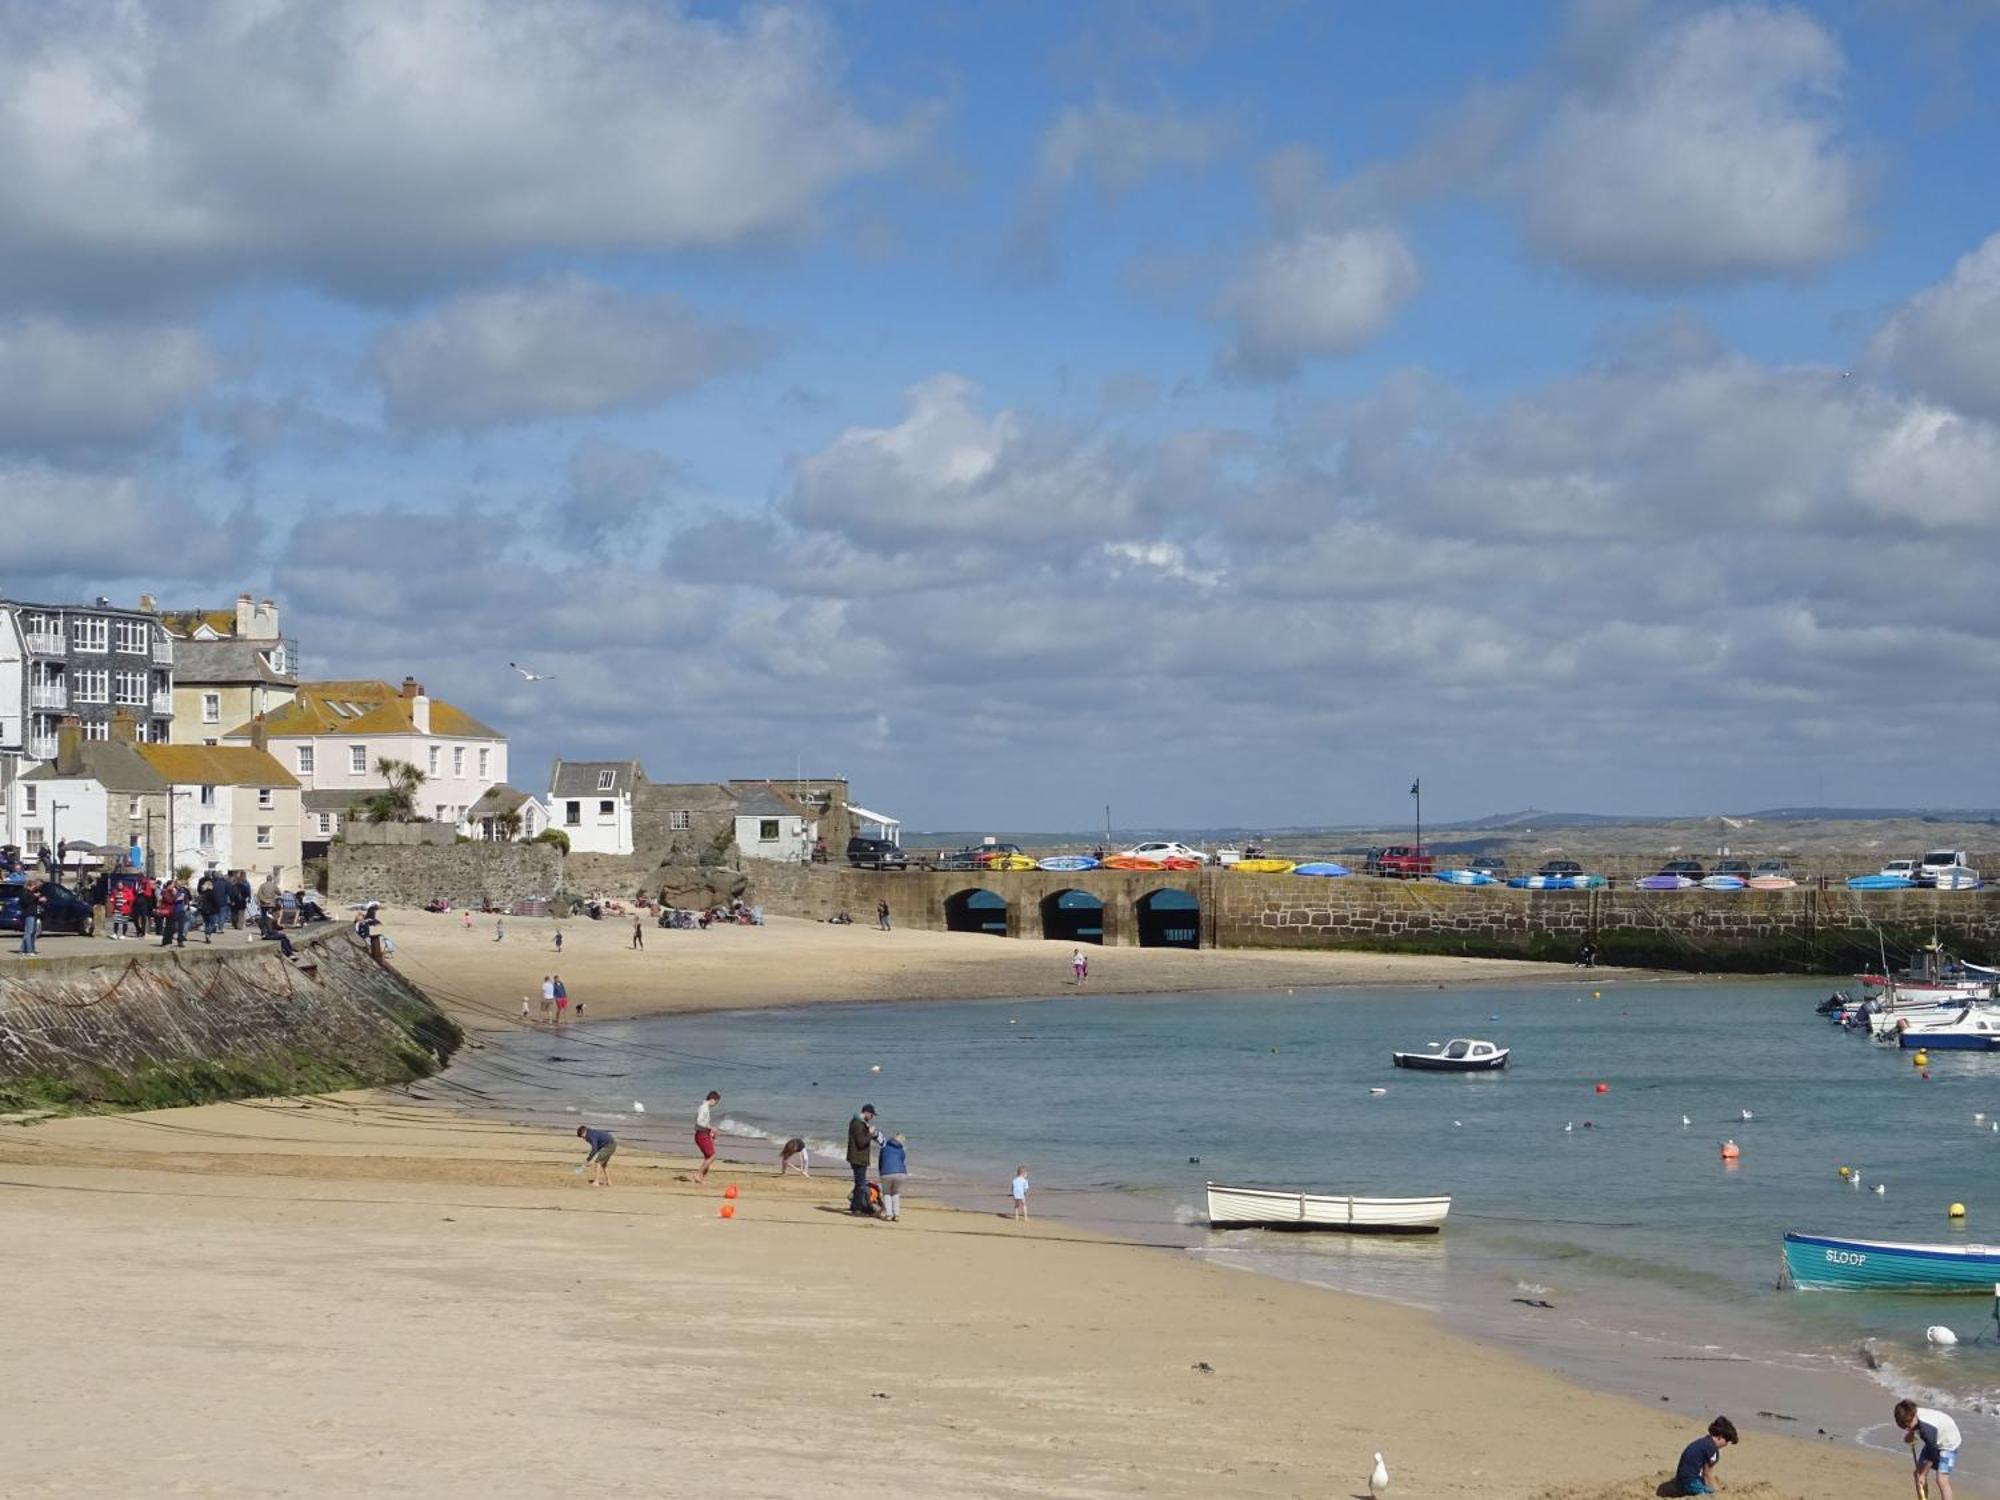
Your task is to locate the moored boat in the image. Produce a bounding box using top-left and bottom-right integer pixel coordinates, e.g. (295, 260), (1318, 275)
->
(1392, 1038), (1509, 1072)
(1782, 1231), (2000, 1291)
(1892, 1007), (2000, 1050)
(1206, 1182), (1450, 1234)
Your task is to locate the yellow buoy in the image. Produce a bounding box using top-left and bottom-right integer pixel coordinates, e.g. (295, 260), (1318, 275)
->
(1915, 1051), (1931, 1068)
(1951, 1202), (1967, 1218)
(1838, 1166), (1852, 1179)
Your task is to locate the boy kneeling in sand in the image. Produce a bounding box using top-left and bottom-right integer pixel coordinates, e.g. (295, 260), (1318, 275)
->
(1667, 1415), (1735, 1495)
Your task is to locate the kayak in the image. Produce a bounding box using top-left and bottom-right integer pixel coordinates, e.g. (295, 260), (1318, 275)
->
(1231, 859), (1296, 875)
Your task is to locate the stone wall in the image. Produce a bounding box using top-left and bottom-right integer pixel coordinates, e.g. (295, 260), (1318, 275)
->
(0, 930), (460, 1112)
(340, 822), (458, 846)
(633, 782), (738, 863)
(328, 841), (563, 908)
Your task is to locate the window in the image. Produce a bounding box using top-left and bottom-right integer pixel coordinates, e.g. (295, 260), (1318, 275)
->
(434, 803), (450, 823)
(114, 671), (147, 705)
(23, 826), (43, 849)
(256, 825), (272, 848)
(72, 616), (108, 652)
(297, 746), (314, 774)
(128, 795), (141, 818)
(198, 785), (215, 806)
(201, 693), (220, 723)
(74, 668), (109, 703)
(428, 745), (440, 776)
(598, 799), (615, 818)
(257, 787), (273, 809)
(317, 813), (332, 834)
(23, 785), (36, 814)
(453, 746), (465, 776)
(115, 620), (148, 654)
(670, 809), (691, 831)
(564, 800), (581, 826)
(597, 769), (615, 791)
(349, 745), (366, 774)
(84, 720), (109, 741)
(478, 747), (490, 778)
(759, 819), (780, 841)
(198, 823), (217, 848)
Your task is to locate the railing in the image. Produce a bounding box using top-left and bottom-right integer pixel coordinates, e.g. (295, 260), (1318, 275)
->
(23, 631), (63, 656)
(151, 692), (173, 714)
(25, 736), (57, 761)
(27, 682), (67, 709)
(152, 640), (174, 664)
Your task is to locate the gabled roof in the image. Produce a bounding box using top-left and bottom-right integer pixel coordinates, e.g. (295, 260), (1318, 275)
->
(734, 787), (813, 817)
(172, 639), (297, 687)
(470, 783), (541, 816)
(222, 680), (501, 740)
(21, 741), (168, 792)
(304, 789), (372, 814)
(549, 758), (646, 797)
(137, 745), (300, 788)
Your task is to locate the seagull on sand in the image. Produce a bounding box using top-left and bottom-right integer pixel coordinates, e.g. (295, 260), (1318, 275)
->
(509, 661), (556, 682)
(1369, 1452), (1390, 1495)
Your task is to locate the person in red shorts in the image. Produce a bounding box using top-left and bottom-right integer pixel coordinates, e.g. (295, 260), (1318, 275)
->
(694, 1090), (720, 1183)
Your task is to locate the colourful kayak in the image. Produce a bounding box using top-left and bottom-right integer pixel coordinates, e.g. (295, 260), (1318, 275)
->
(1701, 875), (1747, 892)
(1747, 876), (1796, 890)
(1435, 869), (1495, 886)
(1102, 855), (1163, 871)
(1037, 855), (1100, 872)
(1783, 1231), (2000, 1292)
(1293, 862), (1352, 878)
(1848, 874), (1916, 890)
(1231, 859), (1296, 875)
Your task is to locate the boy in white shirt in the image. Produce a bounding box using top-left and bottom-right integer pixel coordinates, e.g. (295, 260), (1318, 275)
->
(1896, 1399), (1962, 1499)
(1010, 1166), (1030, 1222)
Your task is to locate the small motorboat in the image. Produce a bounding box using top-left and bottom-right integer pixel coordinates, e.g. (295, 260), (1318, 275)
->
(1392, 1038), (1509, 1072)
(1783, 1231), (2000, 1291)
(1894, 1007), (2000, 1050)
(1207, 1182), (1450, 1234)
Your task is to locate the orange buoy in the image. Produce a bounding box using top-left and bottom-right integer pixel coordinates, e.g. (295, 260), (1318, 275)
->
(719, 1202), (736, 1219)
(1595, 1082), (1610, 1094)
(723, 1184), (739, 1200)
(1720, 1140), (1741, 1160)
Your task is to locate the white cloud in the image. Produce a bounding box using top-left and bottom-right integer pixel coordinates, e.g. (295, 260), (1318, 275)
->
(0, 466), (247, 577)
(1220, 227), (1420, 377)
(0, 0), (923, 305)
(1870, 231), (2000, 420)
(1519, 5), (1864, 285)
(0, 318), (213, 450)
(373, 277), (765, 430)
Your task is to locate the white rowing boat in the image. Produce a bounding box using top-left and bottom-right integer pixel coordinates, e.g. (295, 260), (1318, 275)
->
(1205, 1182), (1450, 1234)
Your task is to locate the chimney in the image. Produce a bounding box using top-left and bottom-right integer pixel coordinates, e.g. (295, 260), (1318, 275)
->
(236, 593), (254, 636)
(109, 710), (137, 745)
(250, 713), (268, 753)
(55, 716), (83, 775)
(255, 597), (279, 637)
(401, 676), (423, 699)
(138, 593), (157, 613)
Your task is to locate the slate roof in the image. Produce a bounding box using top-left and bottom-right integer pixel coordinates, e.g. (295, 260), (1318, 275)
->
(469, 783), (539, 816)
(158, 608), (238, 638)
(734, 786), (811, 817)
(137, 745), (300, 788)
(549, 758), (646, 797)
(20, 740), (168, 792)
(223, 680), (501, 740)
(171, 639), (296, 687)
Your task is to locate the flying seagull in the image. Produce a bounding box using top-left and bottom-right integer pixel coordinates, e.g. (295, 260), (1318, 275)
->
(509, 662), (556, 682)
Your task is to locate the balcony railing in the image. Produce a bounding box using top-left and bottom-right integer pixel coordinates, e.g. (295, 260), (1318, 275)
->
(24, 631), (63, 656)
(152, 640), (174, 664)
(151, 691), (174, 714)
(27, 682), (68, 709)
(26, 736), (57, 761)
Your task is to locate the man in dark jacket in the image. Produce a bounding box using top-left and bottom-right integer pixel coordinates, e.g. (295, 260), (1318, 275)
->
(846, 1105), (877, 1216)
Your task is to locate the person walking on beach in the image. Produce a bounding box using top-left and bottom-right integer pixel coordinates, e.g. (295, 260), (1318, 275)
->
(553, 974), (569, 1022)
(878, 1134), (908, 1222)
(1010, 1165), (1030, 1222)
(1667, 1415), (1736, 1496)
(461, 908), (472, 930)
(778, 1137), (809, 1177)
(554, 927), (563, 954)
(576, 1124), (617, 1187)
(876, 900), (891, 932)
(1896, 1399), (1961, 1500)
(539, 976), (555, 1024)
(520, 996), (531, 1022)
(846, 1105), (878, 1215)
(694, 1090), (720, 1183)
(1071, 948), (1088, 985)
(631, 916), (644, 951)
(494, 915), (505, 942)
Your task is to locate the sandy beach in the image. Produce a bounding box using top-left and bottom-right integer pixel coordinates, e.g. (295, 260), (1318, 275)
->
(0, 1088), (1917, 1500)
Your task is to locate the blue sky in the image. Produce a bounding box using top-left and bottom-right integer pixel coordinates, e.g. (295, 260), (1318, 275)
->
(4, 0), (2000, 830)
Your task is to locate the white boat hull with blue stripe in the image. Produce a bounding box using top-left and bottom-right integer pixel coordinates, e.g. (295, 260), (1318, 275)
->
(1783, 1232), (2000, 1291)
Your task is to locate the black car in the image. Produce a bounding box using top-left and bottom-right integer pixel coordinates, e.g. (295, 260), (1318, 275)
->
(1537, 859), (1584, 878)
(0, 879), (96, 936)
(1712, 859), (1752, 877)
(1468, 855), (1509, 878)
(1655, 859), (1706, 881)
(846, 836), (909, 871)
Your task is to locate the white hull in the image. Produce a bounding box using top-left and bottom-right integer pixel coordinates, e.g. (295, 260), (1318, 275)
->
(1206, 1182), (1450, 1234)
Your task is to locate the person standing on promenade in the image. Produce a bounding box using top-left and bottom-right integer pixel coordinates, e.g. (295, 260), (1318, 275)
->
(232, 874), (250, 930)
(15, 877), (43, 955)
(876, 901), (891, 932)
(157, 879), (186, 948)
(576, 1124), (617, 1187)
(846, 1105), (878, 1215)
(1010, 1165), (1030, 1222)
(695, 1090), (720, 1183)
(878, 1134), (908, 1222)
(134, 878), (155, 938)
(631, 916), (645, 951)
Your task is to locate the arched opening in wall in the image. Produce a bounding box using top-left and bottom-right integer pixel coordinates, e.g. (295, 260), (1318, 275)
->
(1136, 888), (1200, 948)
(944, 888), (1009, 937)
(1040, 888), (1104, 944)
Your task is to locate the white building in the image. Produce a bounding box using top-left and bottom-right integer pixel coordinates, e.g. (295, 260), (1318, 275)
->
(467, 784), (551, 842)
(10, 723), (171, 874)
(732, 786), (819, 863)
(137, 742), (303, 885)
(547, 759), (644, 854)
(224, 677), (506, 839)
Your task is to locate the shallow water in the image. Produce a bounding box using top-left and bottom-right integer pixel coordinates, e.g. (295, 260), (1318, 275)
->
(432, 976), (2000, 1469)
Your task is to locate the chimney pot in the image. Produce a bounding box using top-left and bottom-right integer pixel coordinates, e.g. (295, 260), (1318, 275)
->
(402, 676), (422, 699)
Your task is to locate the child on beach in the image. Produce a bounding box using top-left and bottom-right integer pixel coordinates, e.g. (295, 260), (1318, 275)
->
(553, 975), (568, 1022)
(632, 917), (645, 950)
(576, 1124), (616, 1186)
(554, 928), (563, 954)
(1071, 948), (1087, 984)
(1011, 1165), (1030, 1222)
(695, 1090), (720, 1183)
(461, 909), (472, 930)
(494, 916), (505, 942)
(1896, 1399), (1961, 1499)
(520, 997), (531, 1021)
(778, 1137), (809, 1176)
(1668, 1416), (1736, 1496)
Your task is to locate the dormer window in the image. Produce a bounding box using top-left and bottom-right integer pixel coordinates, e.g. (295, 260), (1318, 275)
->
(597, 770), (615, 791)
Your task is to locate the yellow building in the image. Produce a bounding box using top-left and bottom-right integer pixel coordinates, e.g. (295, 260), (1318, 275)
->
(161, 594), (298, 745)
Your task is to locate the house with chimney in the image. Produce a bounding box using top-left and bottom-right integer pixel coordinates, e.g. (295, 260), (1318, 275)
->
(224, 677), (507, 847)
(546, 758), (646, 854)
(7, 716), (170, 873)
(138, 735), (302, 886)
(160, 593), (299, 745)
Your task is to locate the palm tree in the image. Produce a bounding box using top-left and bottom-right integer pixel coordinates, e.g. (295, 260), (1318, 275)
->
(360, 757), (427, 823)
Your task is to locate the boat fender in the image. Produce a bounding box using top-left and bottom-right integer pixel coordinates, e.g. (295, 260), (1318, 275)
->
(1720, 1140), (1741, 1160)
(1928, 1325), (1959, 1346)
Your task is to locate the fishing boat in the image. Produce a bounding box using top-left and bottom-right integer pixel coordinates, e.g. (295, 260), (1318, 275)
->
(1392, 1038), (1509, 1072)
(1782, 1231), (2000, 1291)
(1206, 1183), (1450, 1234)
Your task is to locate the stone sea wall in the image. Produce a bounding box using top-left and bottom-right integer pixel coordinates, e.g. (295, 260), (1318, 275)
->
(328, 841), (564, 908)
(0, 932), (461, 1113)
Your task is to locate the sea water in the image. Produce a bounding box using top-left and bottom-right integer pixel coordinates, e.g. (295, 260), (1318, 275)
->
(435, 978), (2000, 1465)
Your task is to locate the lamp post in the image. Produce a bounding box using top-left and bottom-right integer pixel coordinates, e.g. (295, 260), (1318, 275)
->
(1410, 779), (1421, 855)
(50, 800), (69, 878)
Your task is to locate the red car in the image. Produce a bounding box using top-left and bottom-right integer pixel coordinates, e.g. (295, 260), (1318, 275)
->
(1368, 845), (1435, 879)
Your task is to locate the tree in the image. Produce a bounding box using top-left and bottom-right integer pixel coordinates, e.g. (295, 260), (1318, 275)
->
(491, 809), (522, 841)
(533, 828), (570, 854)
(359, 757), (427, 823)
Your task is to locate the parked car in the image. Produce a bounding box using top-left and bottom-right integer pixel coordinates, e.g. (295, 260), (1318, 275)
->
(1468, 855), (1509, 878)
(1711, 859), (1753, 878)
(1118, 841), (1210, 866)
(1367, 845), (1435, 879)
(1537, 859), (1585, 878)
(0, 878), (96, 936)
(1752, 859), (1795, 879)
(1880, 858), (1922, 882)
(846, 836), (909, 871)
(1653, 859), (1706, 882)
(1918, 850), (1971, 887)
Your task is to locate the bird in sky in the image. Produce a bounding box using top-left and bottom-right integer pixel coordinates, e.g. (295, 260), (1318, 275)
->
(509, 662), (556, 682)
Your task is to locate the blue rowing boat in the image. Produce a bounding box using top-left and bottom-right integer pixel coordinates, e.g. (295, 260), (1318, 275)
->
(1782, 1231), (2000, 1291)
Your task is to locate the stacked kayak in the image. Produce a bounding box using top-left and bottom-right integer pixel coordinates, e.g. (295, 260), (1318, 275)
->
(1037, 855), (1100, 872)
(1747, 875), (1797, 890)
(1102, 855), (1162, 871)
(1701, 875), (1747, 892)
(1848, 874), (1915, 890)
(1293, 862), (1352, 878)
(1232, 859), (1297, 875)
(1507, 874), (1604, 890)
(1435, 869), (1495, 886)
(1638, 874), (1695, 891)
(988, 854), (1037, 872)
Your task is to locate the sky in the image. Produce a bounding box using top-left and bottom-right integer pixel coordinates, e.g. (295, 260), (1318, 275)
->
(4, 0), (2000, 832)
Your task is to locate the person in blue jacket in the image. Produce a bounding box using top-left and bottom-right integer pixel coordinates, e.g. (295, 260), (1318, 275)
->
(576, 1124), (617, 1187)
(877, 1134), (908, 1222)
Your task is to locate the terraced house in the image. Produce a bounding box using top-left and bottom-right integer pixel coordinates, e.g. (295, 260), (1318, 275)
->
(223, 677), (506, 847)
(160, 593), (299, 745)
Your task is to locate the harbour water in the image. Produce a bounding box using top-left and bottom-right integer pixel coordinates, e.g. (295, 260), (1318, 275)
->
(433, 977), (2000, 1473)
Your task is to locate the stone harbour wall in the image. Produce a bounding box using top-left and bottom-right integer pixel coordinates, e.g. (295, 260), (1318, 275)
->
(328, 841), (564, 909)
